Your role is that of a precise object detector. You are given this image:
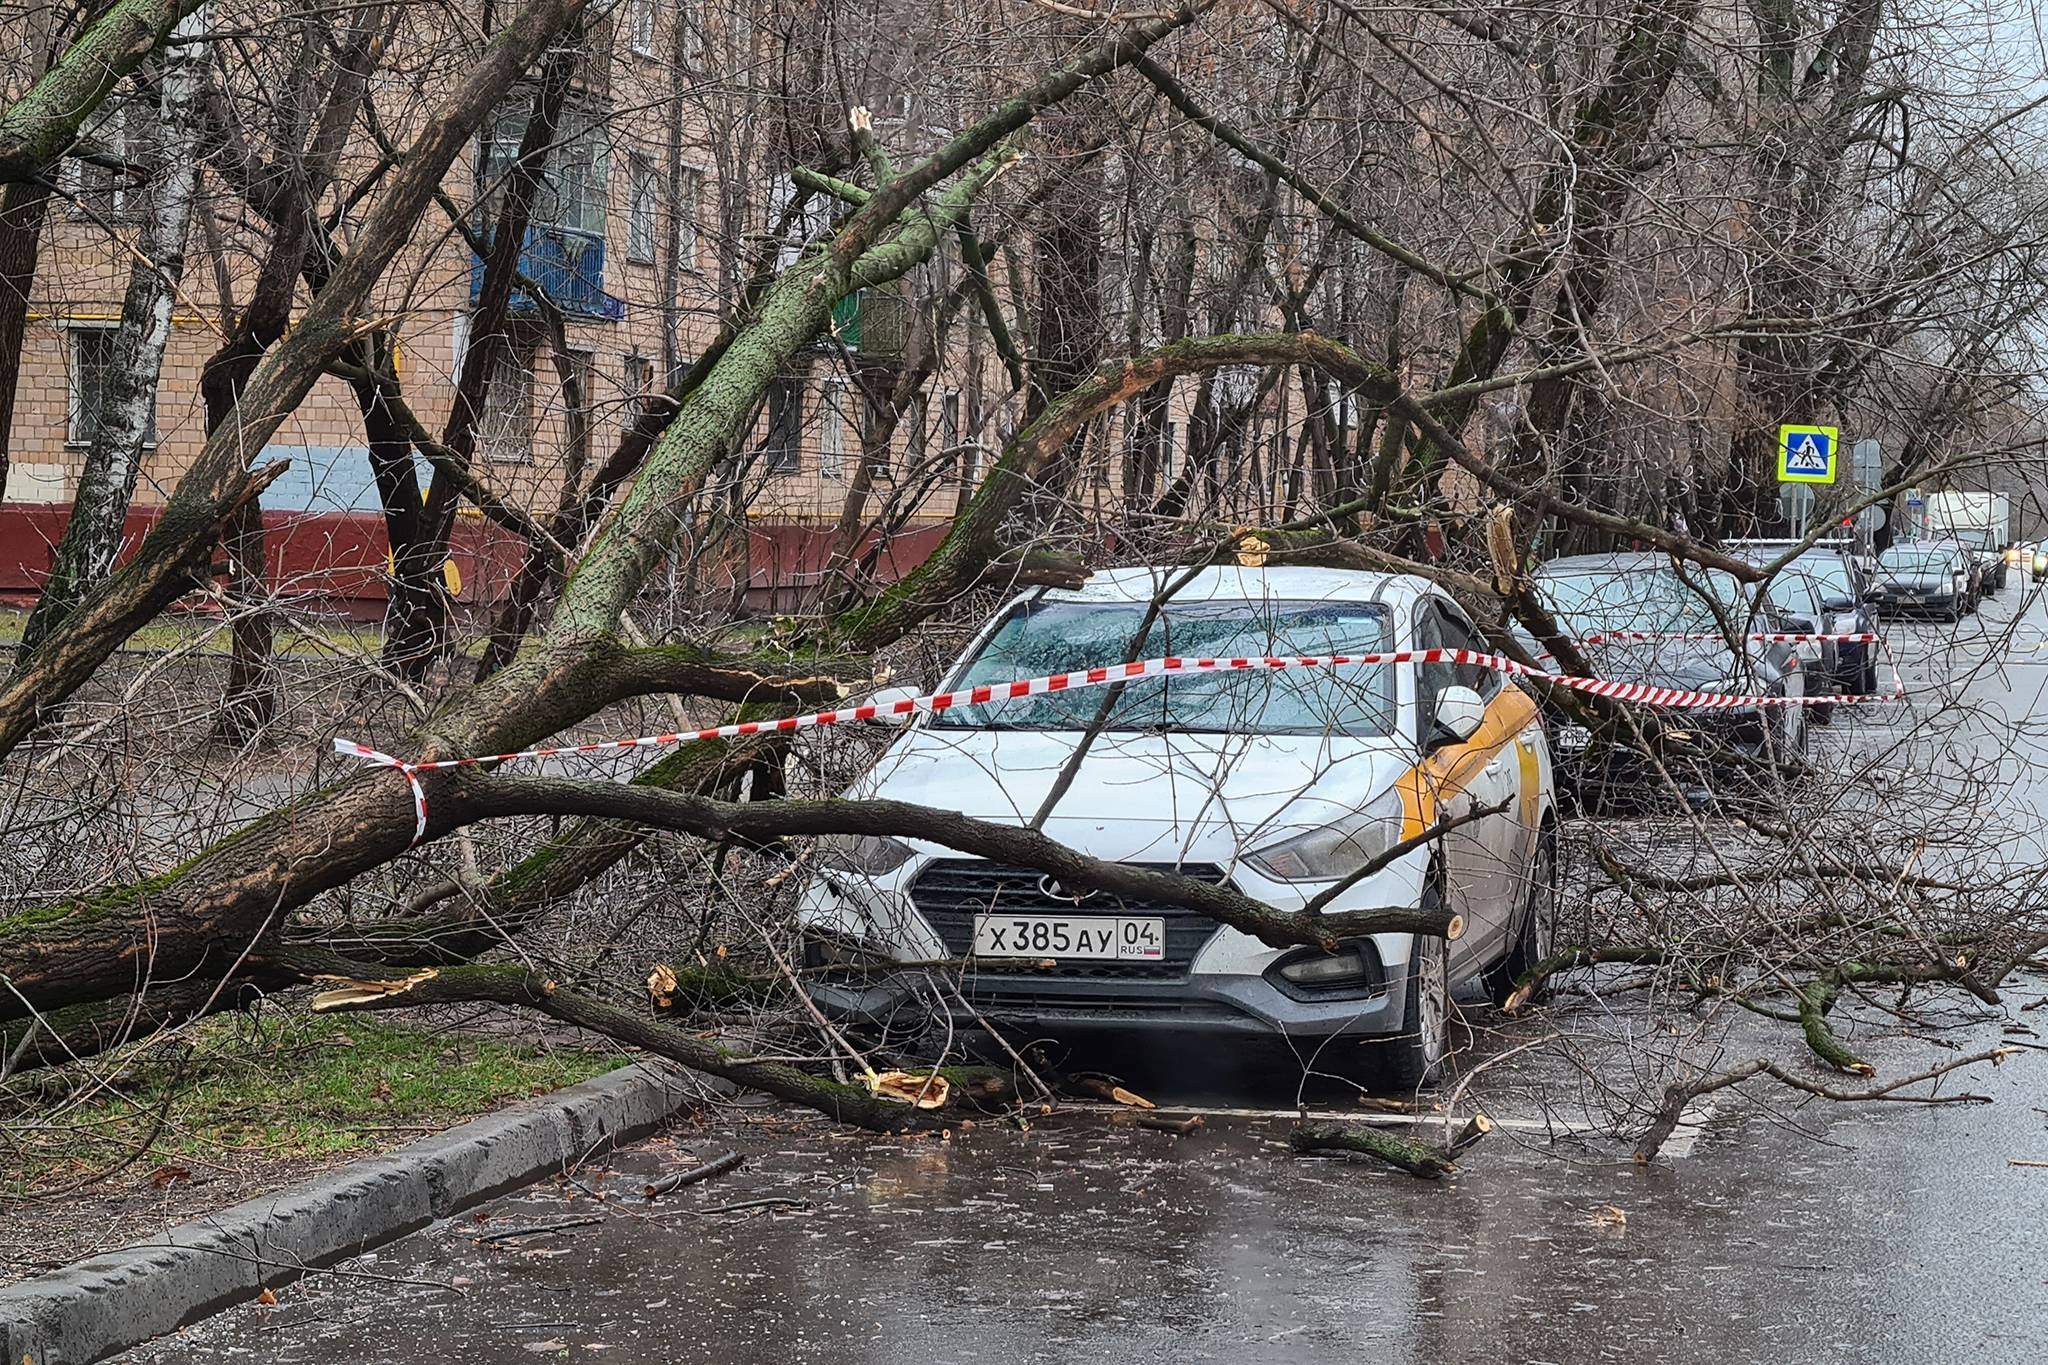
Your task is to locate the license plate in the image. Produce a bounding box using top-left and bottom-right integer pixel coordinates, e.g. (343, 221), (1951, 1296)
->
(971, 914), (1165, 961)
(1556, 723), (1591, 753)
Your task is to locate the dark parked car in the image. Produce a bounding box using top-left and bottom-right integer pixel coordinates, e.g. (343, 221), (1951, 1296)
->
(1869, 543), (1969, 621)
(1730, 547), (1880, 696)
(1524, 553), (1811, 803)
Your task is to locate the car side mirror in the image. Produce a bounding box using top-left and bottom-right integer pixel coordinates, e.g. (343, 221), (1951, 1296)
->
(862, 684), (925, 726)
(1429, 685), (1486, 750)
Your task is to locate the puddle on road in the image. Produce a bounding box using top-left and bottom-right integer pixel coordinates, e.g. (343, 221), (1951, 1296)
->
(119, 1040), (2048, 1365)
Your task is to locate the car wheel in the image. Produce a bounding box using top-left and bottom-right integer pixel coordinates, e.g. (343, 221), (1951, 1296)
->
(1774, 701), (1808, 765)
(1485, 833), (1557, 1007)
(1377, 870), (1452, 1091)
(1860, 652), (1879, 695)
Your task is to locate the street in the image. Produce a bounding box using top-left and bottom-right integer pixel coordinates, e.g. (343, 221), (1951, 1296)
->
(120, 588), (2048, 1364)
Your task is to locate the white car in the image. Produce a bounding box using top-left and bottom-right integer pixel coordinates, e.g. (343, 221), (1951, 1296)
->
(798, 566), (1558, 1084)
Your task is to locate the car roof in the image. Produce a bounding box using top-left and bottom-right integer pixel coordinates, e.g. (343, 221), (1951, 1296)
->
(1042, 565), (1428, 606)
(1536, 551), (1713, 575)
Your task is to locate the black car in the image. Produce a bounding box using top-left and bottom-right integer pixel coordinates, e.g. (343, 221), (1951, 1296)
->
(1869, 543), (1968, 621)
(1731, 547), (1880, 696)
(1523, 552), (1812, 803)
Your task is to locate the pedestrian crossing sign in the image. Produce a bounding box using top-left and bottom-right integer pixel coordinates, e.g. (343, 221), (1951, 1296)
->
(1777, 424), (1838, 484)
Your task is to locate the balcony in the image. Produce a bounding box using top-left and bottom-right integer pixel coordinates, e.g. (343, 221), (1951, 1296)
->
(821, 290), (908, 360)
(469, 223), (624, 323)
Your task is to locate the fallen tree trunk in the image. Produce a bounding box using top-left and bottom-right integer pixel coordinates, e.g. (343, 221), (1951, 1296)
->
(305, 961), (938, 1134)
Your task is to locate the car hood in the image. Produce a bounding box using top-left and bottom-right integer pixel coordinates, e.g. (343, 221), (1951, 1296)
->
(853, 727), (1419, 862)
(1878, 571), (1951, 589)
(1565, 637), (1784, 691)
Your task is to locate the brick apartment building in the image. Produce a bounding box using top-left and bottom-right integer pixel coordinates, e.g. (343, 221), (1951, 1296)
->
(0, 2), (1041, 612)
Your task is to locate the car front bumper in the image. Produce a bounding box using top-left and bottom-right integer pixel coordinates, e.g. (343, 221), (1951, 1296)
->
(798, 858), (1424, 1044)
(805, 956), (1409, 1042)
(1870, 589), (1958, 615)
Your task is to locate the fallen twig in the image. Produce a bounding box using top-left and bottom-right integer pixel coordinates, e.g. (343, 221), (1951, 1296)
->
(1135, 1113), (1204, 1136)
(643, 1150), (744, 1200)
(1635, 1046), (2016, 1163)
(473, 1215), (603, 1244)
(699, 1196), (811, 1216)
(1288, 1115), (1491, 1180)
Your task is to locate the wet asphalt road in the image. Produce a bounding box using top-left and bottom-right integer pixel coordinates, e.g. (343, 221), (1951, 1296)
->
(124, 588), (2048, 1365)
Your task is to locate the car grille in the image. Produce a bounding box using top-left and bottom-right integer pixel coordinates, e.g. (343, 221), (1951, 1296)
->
(908, 859), (1229, 981)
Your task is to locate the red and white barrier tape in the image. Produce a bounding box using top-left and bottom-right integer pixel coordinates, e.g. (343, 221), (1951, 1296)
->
(337, 635), (1904, 844)
(1576, 630), (1880, 645)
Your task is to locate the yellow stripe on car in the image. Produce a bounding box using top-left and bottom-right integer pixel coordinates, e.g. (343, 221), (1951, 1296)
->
(1392, 685), (1541, 838)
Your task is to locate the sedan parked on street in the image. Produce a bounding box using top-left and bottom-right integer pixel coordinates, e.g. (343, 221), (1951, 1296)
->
(1870, 543), (1969, 621)
(1521, 553), (1810, 804)
(1728, 547), (1880, 697)
(799, 567), (1559, 1086)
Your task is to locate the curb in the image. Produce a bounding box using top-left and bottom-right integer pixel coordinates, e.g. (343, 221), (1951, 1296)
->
(2, 1061), (707, 1364)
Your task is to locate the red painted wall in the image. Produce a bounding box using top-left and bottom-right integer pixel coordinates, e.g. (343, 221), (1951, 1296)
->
(0, 506), (949, 618)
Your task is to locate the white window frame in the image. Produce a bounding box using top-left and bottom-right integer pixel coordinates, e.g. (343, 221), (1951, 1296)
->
(65, 323), (156, 449)
(65, 99), (141, 220)
(819, 379), (847, 481)
(627, 0), (656, 56)
(627, 154), (658, 264)
(479, 330), (539, 465)
(677, 0), (706, 65)
(675, 165), (703, 272)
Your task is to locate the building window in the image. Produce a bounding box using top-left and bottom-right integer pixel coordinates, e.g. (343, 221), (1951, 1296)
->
(960, 397), (983, 484)
(675, 166), (702, 271)
(678, 0), (706, 65)
(479, 334), (537, 463)
(763, 378), (802, 474)
(625, 353), (655, 404)
(480, 99), (609, 238)
(818, 380), (847, 481)
(627, 155), (657, 263)
(905, 394), (927, 463)
(560, 347), (596, 439)
(66, 326), (155, 447)
(67, 99), (142, 220)
(627, 0), (656, 55)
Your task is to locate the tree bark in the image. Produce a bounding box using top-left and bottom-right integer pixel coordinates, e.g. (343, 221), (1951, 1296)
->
(0, 0), (208, 182)
(0, 0), (597, 764)
(386, 49), (577, 677)
(0, 180), (51, 502)
(19, 7), (208, 654)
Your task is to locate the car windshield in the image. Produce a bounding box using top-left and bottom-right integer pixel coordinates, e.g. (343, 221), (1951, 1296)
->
(1949, 528), (1994, 551)
(1535, 567), (1754, 636)
(932, 599), (1397, 737)
(1799, 553), (1858, 601)
(1881, 546), (1953, 572)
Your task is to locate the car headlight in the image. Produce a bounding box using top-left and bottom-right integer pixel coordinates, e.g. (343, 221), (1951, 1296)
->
(1244, 787), (1407, 883)
(816, 834), (916, 876)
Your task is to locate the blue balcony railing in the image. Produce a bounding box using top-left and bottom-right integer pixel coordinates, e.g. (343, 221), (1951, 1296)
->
(469, 223), (624, 323)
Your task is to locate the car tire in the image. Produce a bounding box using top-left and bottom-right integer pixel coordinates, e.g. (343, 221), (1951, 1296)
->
(1860, 652), (1879, 695)
(1774, 699), (1808, 765)
(1485, 832), (1557, 1007)
(1377, 873), (1452, 1092)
